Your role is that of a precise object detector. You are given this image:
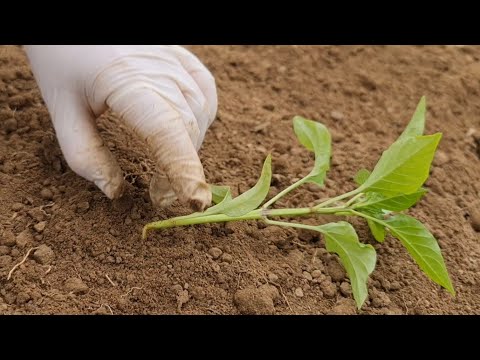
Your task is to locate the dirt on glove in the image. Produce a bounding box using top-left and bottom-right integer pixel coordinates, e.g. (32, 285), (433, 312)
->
(0, 45), (479, 314)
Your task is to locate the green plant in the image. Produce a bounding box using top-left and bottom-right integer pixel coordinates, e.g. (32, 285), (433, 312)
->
(143, 97), (454, 309)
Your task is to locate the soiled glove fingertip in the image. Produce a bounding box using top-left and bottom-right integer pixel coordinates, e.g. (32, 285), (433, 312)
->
(187, 182), (212, 212)
(95, 176), (126, 200)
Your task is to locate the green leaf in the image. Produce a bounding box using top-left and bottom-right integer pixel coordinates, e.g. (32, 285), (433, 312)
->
(293, 116), (331, 186)
(210, 185), (231, 204)
(317, 222), (377, 309)
(359, 133), (442, 197)
(398, 96), (426, 140)
(354, 169), (371, 186)
(384, 214), (454, 295)
(221, 154), (272, 217)
(353, 205), (386, 243)
(353, 188), (427, 212)
(367, 219), (386, 243)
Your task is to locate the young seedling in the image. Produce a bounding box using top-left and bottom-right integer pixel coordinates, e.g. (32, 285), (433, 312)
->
(143, 97), (454, 309)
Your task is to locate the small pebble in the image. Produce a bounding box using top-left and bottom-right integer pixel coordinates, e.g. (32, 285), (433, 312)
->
(312, 269), (323, 278)
(294, 287), (304, 298)
(208, 247), (223, 259)
(433, 150), (450, 166)
(40, 188), (54, 201)
(330, 110), (345, 121)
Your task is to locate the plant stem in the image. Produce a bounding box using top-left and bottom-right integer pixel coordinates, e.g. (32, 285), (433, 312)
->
(313, 188), (360, 209)
(262, 178), (307, 209)
(143, 206), (344, 238)
(344, 193), (365, 208)
(263, 218), (323, 233)
(349, 209), (388, 227)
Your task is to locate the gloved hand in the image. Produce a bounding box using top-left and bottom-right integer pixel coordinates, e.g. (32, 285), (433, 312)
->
(24, 45), (217, 211)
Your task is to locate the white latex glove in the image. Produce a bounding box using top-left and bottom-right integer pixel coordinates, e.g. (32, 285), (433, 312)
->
(24, 45), (217, 211)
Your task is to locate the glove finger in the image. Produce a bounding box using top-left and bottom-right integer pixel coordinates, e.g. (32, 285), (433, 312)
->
(50, 92), (125, 199)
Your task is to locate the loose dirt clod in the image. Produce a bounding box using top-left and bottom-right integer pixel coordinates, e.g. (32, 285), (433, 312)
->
(371, 290), (392, 308)
(327, 260), (346, 282)
(4, 118), (18, 133)
(15, 230), (33, 249)
(0, 231), (16, 247)
(176, 290), (190, 312)
(320, 280), (337, 298)
(40, 188), (53, 201)
(0, 246), (10, 255)
(64, 278), (89, 294)
(0, 255), (12, 268)
(329, 298), (357, 315)
(268, 273), (279, 282)
(76, 201), (90, 214)
(303, 271), (313, 281)
(208, 247), (223, 259)
(469, 206), (480, 232)
(340, 282), (352, 297)
(234, 285), (278, 315)
(220, 253), (233, 263)
(33, 221), (46, 233)
(32, 244), (54, 265)
(11, 203), (23, 211)
(294, 287), (304, 298)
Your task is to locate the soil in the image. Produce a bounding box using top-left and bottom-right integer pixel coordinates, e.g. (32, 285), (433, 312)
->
(1, 45), (479, 315)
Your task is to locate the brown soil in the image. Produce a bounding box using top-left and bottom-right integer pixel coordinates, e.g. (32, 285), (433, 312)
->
(1, 45), (479, 315)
